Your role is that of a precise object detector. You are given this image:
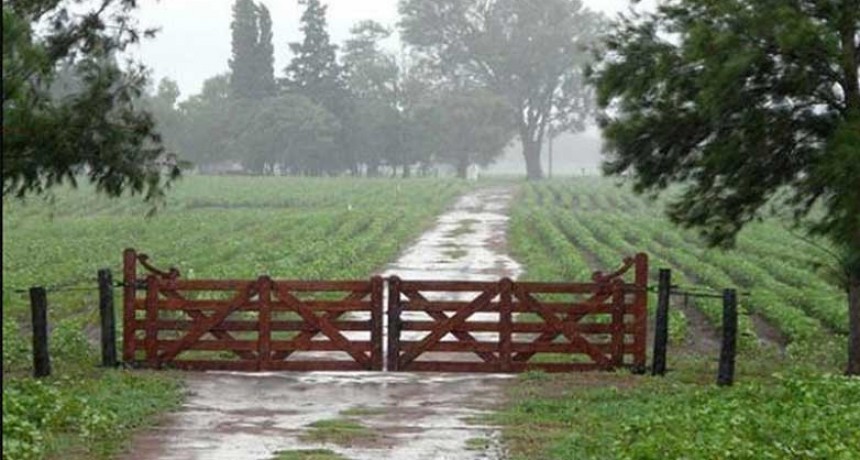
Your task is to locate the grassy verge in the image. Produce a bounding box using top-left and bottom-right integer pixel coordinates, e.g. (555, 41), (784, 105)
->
(492, 355), (859, 460)
(2, 369), (181, 460)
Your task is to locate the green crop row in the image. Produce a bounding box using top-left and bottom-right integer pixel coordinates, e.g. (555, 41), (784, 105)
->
(513, 180), (847, 351)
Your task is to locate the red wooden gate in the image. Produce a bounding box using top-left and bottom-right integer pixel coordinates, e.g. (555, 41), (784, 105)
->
(122, 249), (383, 371)
(121, 249), (646, 373)
(387, 254), (648, 372)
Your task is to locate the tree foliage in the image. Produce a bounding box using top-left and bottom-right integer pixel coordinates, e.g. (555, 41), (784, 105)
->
(229, 0), (275, 99)
(2, 0), (179, 202)
(592, 0), (860, 374)
(284, 0), (345, 109)
(232, 94), (339, 175)
(414, 87), (515, 176)
(399, 0), (604, 179)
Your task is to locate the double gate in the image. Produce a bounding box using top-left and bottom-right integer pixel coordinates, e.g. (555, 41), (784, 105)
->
(123, 249), (648, 373)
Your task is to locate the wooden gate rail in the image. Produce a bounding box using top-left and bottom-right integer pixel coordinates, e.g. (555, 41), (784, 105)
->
(387, 253), (648, 373)
(122, 249), (383, 371)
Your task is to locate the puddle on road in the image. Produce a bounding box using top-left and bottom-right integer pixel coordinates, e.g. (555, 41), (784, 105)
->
(125, 187), (522, 460)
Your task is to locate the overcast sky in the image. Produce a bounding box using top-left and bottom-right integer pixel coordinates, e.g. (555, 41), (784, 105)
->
(128, 0), (655, 100)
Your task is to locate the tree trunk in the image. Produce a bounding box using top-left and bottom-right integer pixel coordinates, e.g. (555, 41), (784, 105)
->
(456, 160), (468, 179)
(522, 139), (543, 180)
(402, 165), (411, 178)
(367, 162), (379, 177)
(848, 273), (860, 375)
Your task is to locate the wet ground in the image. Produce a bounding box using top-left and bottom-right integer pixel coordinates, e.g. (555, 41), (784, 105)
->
(125, 187), (523, 460)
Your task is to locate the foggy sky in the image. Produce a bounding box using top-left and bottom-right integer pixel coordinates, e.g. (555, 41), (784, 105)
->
(129, 0), (656, 100)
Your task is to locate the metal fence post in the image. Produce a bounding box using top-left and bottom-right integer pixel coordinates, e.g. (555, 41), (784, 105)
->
(651, 269), (671, 376)
(98, 269), (118, 367)
(717, 288), (738, 386)
(29, 286), (51, 378)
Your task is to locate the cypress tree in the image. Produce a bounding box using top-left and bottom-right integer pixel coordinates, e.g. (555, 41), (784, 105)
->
(255, 4), (276, 97)
(284, 0), (350, 174)
(284, 0), (344, 107)
(229, 0), (260, 99)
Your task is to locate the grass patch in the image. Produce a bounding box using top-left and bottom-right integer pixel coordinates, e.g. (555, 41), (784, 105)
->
(339, 406), (387, 417)
(443, 247), (468, 259)
(465, 437), (490, 450)
(269, 449), (348, 460)
(300, 418), (379, 447)
(447, 221), (475, 238)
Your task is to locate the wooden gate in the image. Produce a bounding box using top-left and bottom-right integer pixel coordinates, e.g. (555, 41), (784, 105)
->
(122, 249), (383, 371)
(121, 249), (646, 373)
(387, 254), (648, 372)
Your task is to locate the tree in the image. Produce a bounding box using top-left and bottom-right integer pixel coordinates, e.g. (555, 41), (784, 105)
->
(285, 0), (345, 107)
(285, 0), (350, 173)
(231, 95), (339, 175)
(144, 78), (184, 160)
(414, 87), (515, 177)
(399, 0), (604, 179)
(254, 4), (277, 97)
(591, 0), (860, 374)
(342, 21), (401, 175)
(229, 0), (274, 99)
(3, 0), (179, 202)
(177, 73), (249, 168)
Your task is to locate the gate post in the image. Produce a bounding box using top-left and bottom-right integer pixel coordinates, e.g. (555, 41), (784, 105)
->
(144, 275), (160, 369)
(370, 276), (384, 371)
(499, 278), (513, 372)
(386, 276), (402, 371)
(257, 276), (272, 371)
(122, 248), (137, 364)
(611, 282), (625, 367)
(632, 253), (649, 373)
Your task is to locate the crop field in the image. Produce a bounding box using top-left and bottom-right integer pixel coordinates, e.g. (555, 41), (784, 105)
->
(1, 176), (468, 459)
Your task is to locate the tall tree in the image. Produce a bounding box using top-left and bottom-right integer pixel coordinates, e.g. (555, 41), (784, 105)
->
(255, 4), (277, 97)
(229, 0), (274, 99)
(3, 0), (179, 202)
(229, 0), (260, 98)
(342, 21), (401, 175)
(285, 0), (350, 173)
(592, 0), (860, 374)
(285, 0), (344, 107)
(399, 0), (604, 179)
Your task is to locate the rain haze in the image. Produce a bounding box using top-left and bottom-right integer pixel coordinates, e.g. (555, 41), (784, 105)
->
(127, 0), (657, 176)
(8, 1), (855, 459)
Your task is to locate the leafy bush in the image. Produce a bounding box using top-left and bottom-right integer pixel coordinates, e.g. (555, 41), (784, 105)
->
(2, 315), (30, 374)
(2, 372), (180, 460)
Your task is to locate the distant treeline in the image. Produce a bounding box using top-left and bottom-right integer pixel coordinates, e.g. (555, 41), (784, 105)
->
(141, 0), (603, 179)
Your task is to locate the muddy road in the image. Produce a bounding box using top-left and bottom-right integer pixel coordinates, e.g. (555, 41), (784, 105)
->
(126, 187), (522, 460)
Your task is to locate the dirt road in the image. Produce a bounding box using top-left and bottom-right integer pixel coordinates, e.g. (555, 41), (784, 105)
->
(126, 186), (522, 460)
